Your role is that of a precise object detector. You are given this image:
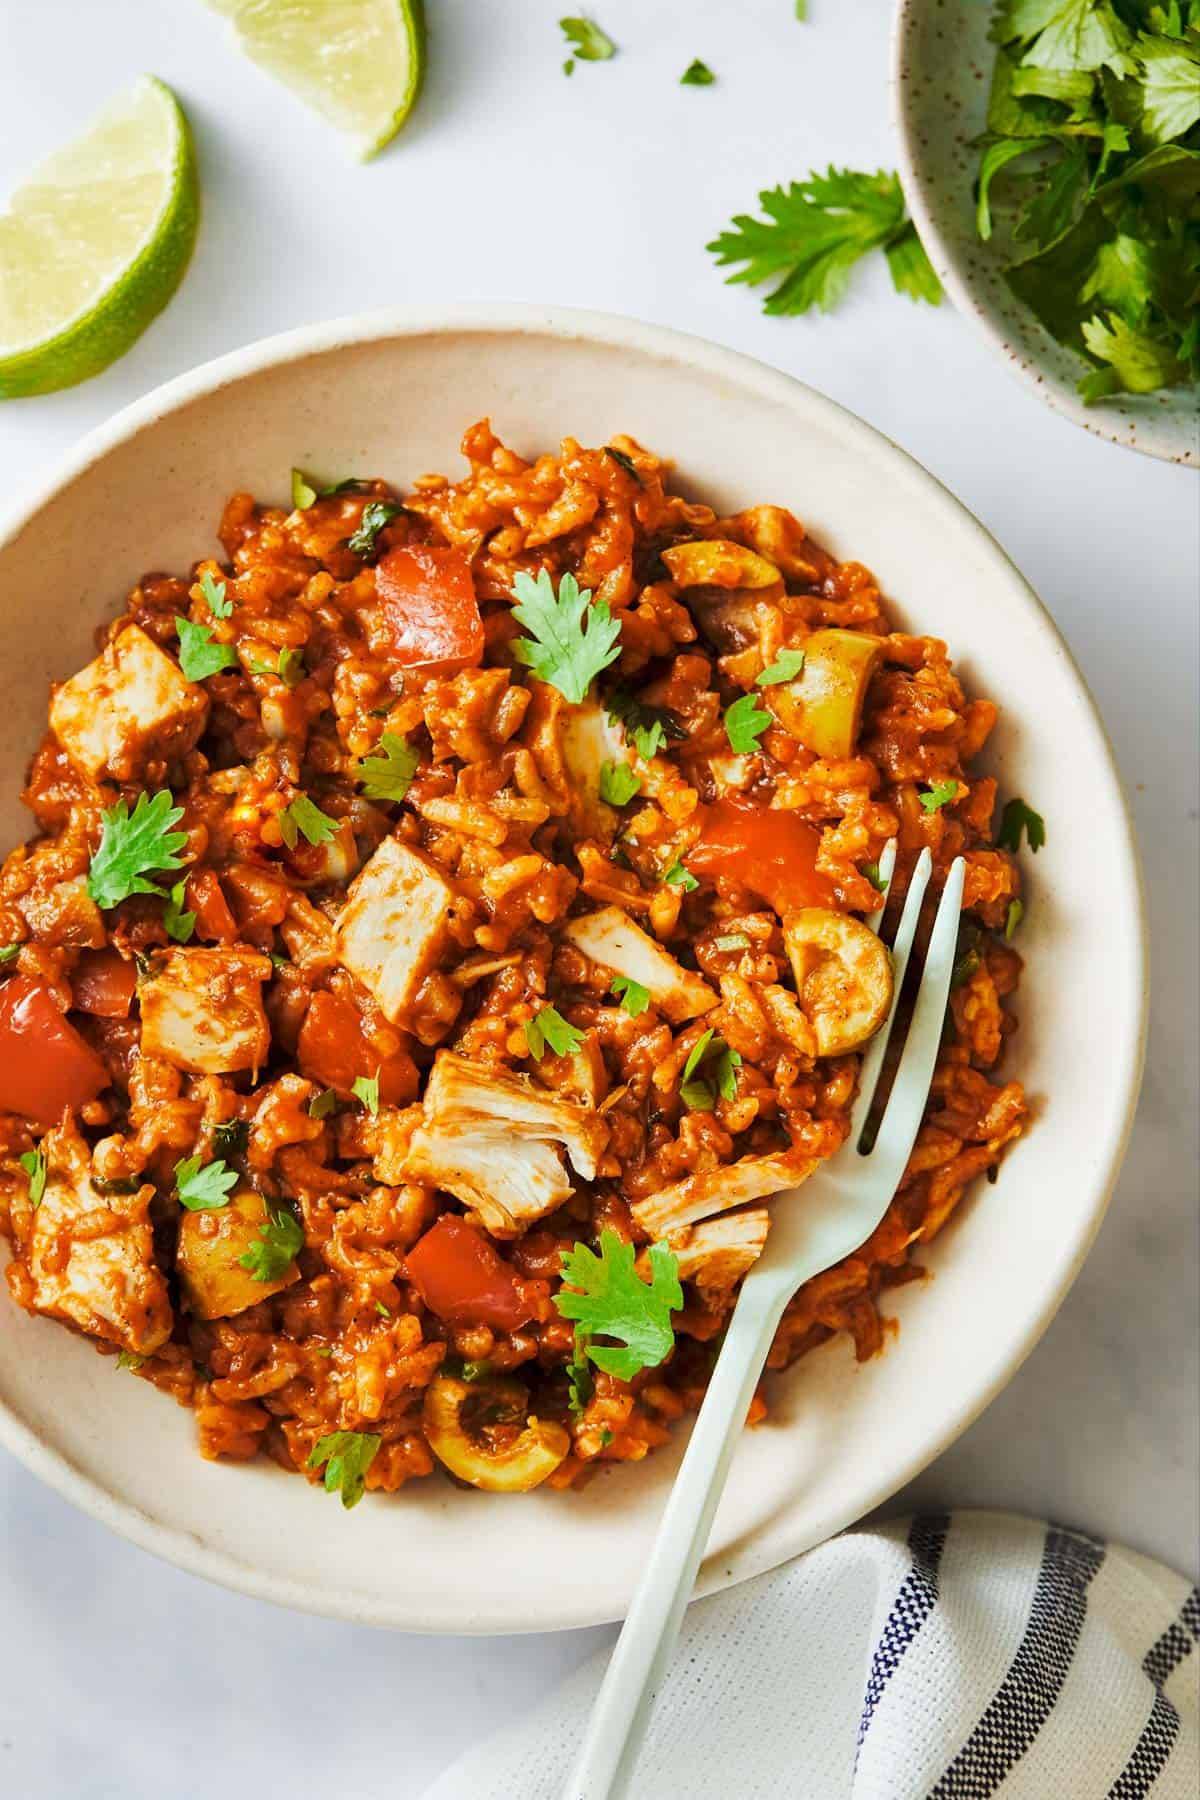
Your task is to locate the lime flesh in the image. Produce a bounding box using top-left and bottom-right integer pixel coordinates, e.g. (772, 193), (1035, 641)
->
(208, 0), (426, 159)
(0, 76), (198, 400)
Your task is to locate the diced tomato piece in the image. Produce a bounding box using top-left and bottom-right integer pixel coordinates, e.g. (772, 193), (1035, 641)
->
(376, 544), (484, 673)
(687, 797), (837, 915)
(406, 1214), (533, 1332)
(185, 869), (239, 943)
(71, 949), (136, 1019)
(297, 990), (418, 1105)
(0, 976), (110, 1123)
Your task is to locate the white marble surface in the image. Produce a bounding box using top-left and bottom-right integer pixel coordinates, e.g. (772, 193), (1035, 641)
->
(0, 2), (1196, 1794)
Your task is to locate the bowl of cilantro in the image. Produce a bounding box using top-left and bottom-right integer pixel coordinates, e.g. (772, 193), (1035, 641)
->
(892, 0), (1199, 464)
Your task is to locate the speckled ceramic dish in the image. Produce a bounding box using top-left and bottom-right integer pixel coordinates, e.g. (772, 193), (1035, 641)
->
(891, 0), (1198, 466)
(0, 306), (1147, 1631)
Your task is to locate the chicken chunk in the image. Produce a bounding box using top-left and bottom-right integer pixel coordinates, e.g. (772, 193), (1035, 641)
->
(663, 1207), (770, 1293)
(563, 906), (717, 1024)
(632, 1146), (818, 1236)
(139, 945), (271, 1074)
(18, 1118), (172, 1354)
(406, 1051), (608, 1237)
(49, 624), (208, 783)
(334, 836), (455, 1024)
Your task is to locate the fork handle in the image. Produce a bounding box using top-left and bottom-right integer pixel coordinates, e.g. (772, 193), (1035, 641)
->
(562, 1267), (791, 1800)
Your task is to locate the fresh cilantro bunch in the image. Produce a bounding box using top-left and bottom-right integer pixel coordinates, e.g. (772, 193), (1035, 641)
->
(977, 1), (1200, 402)
(708, 167), (943, 314)
(555, 1230), (683, 1380)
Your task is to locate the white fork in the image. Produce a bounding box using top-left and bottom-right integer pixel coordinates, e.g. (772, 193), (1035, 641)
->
(564, 845), (965, 1800)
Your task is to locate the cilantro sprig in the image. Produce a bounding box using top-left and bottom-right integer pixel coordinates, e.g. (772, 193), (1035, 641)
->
(175, 616), (237, 683)
(347, 501), (401, 559)
(278, 794), (339, 850)
(174, 1154), (237, 1212)
(162, 878), (196, 944)
(524, 1004), (585, 1061)
(709, 167), (943, 315)
(511, 569), (622, 704)
(724, 693), (772, 753)
(356, 732), (419, 803)
(599, 760), (642, 807)
(680, 1028), (742, 1111)
(19, 1148), (46, 1209)
(238, 1205), (304, 1282)
(997, 797), (1046, 853)
(199, 570), (232, 617)
(610, 974), (651, 1017)
(87, 791), (187, 911)
(307, 1430), (381, 1509)
(757, 648), (807, 687)
(555, 1230), (682, 1381)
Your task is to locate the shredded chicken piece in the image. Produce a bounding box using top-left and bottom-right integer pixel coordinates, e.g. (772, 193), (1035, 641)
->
(663, 1207), (771, 1292)
(563, 905), (717, 1024)
(632, 1146), (818, 1236)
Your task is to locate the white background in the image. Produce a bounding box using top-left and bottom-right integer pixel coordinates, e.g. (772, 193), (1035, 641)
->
(0, 3), (1196, 1795)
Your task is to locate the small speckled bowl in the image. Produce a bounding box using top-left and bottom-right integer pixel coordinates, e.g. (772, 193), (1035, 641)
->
(891, 0), (1199, 466)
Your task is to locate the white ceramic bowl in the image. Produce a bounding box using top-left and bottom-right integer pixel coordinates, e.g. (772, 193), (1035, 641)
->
(892, 0), (1198, 467)
(0, 306), (1147, 1632)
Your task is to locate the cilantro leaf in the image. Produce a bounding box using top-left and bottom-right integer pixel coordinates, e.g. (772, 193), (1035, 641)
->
(175, 616), (237, 683)
(0, 944), (20, 963)
(605, 683), (685, 760)
(610, 974), (651, 1017)
(308, 1089), (338, 1119)
(352, 1072), (380, 1116)
(708, 168), (942, 315)
(681, 59), (716, 86)
(277, 648), (306, 689)
(724, 693), (772, 753)
(604, 446), (642, 483)
(307, 1430), (381, 1509)
(560, 16), (616, 62)
(599, 760), (642, 806)
(162, 878), (196, 944)
(19, 1148), (45, 1209)
(357, 732), (420, 803)
(679, 1029), (742, 1111)
(565, 1333), (594, 1413)
(278, 794), (339, 850)
(554, 1230), (682, 1381)
(174, 1154), (237, 1212)
(1015, 142), (1091, 248)
(87, 791), (187, 910)
(291, 470), (369, 511)
(1005, 897), (1026, 939)
(116, 1350), (146, 1371)
(997, 797), (1046, 852)
(347, 501), (401, 558)
(756, 648), (806, 687)
(862, 861), (888, 893)
(885, 221), (945, 302)
(919, 780), (960, 813)
(511, 569), (622, 704)
(663, 860), (699, 892)
(238, 1205), (304, 1282)
(524, 1004), (585, 1061)
(199, 570), (232, 617)
(1139, 32), (1200, 142)
(1080, 310), (1186, 393)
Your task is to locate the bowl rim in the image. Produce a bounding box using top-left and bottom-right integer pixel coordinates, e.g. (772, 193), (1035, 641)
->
(0, 302), (1149, 1631)
(889, 0), (1198, 469)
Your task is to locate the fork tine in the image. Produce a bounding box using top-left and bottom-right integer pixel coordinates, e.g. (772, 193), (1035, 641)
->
(850, 846), (933, 1143)
(869, 855), (966, 1184)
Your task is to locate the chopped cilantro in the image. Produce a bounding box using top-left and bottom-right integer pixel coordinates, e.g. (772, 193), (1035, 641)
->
(356, 732), (419, 803)
(87, 791), (187, 911)
(308, 1089), (338, 1120)
(174, 1154), (237, 1212)
(524, 1004), (585, 1061)
(199, 570), (232, 617)
(951, 946), (981, 991)
(862, 861), (888, 893)
(175, 615), (237, 683)
(599, 1428), (614, 1447)
(460, 1357), (492, 1381)
(347, 501), (401, 558)
(713, 932), (750, 951)
(278, 794), (339, 850)
(559, 16), (616, 63)
(238, 1205), (304, 1282)
(611, 974), (651, 1017)
(565, 1332), (594, 1413)
(0, 944), (20, 963)
(18, 1148), (45, 1208)
(679, 1028), (742, 1111)
(997, 798), (1046, 854)
(212, 1119), (249, 1158)
(605, 683), (685, 760)
(116, 1349), (146, 1371)
(604, 446), (642, 483)
(681, 58), (716, 86)
(599, 760), (642, 806)
(291, 469), (369, 510)
(511, 568), (622, 704)
(555, 1230), (682, 1381)
(756, 648), (806, 686)
(708, 167), (942, 315)
(724, 693), (772, 753)
(352, 1072), (380, 1116)
(919, 780), (959, 813)
(663, 860), (699, 892)
(277, 647), (306, 689)
(307, 1430), (381, 1509)
(1005, 897), (1025, 941)
(162, 877), (196, 944)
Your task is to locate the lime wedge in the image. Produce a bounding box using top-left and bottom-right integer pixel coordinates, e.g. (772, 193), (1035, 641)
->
(0, 77), (198, 401)
(208, 0), (426, 160)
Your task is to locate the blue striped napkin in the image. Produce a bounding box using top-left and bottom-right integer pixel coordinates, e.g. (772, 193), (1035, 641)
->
(425, 1511), (1198, 1799)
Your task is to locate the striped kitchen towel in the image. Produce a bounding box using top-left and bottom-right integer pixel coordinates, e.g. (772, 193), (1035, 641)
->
(425, 1511), (1198, 1799)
